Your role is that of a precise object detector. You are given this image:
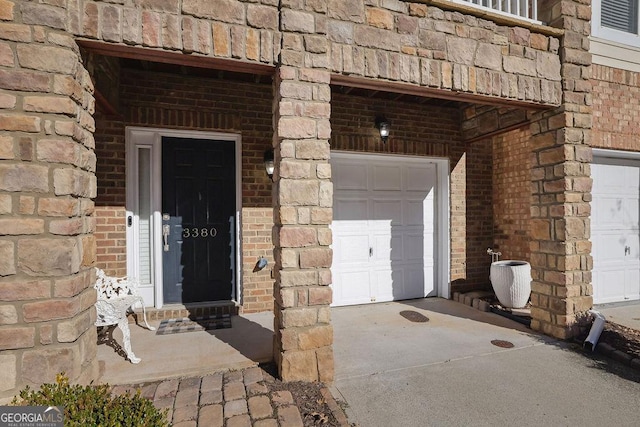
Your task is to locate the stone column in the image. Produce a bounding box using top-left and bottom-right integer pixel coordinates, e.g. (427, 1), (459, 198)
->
(0, 1), (98, 400)
(272, 3), (334, 382)
(529, 0), (593, 339)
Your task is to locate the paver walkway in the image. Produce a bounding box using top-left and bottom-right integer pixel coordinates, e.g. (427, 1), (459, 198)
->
(111, 366), (347, 427)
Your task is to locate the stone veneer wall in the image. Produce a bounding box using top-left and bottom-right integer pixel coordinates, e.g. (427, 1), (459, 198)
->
(93, 69), (275, 313)
(591, 64), (640, 151)
(271, 1), (336, 382)
(0, 0), (99, 401)
(329, 0), (562, 106)
(528, 0), (593, 339)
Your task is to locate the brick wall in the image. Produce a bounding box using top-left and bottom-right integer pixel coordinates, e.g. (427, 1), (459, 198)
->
(592, 64), (640, 151)
(94, 118), (126, 277)
(464, 139), (494, 289)
(94, 68), (275, 312)
(493, 128), (531, 262)
(330, 91), (493, 291)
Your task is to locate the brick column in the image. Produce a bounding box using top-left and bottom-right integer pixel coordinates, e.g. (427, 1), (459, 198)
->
(0, 1), (98, 400)
(529, 0), (593, 339)
(272, 4), (334, 382)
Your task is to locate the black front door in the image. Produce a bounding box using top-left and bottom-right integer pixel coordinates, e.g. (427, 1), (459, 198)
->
(162, 137), (236, 304)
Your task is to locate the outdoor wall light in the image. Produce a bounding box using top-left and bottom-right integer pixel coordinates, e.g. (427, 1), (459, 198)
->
(375, 117), (390, 144)
(264, 149), (275, 181)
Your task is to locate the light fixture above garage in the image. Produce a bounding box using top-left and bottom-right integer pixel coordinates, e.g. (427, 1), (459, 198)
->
(375, 117), (390, 144)
(264, 149), (274, 181)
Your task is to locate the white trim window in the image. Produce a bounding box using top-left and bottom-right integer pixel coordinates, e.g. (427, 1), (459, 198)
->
(453, 0), (539, 23)
(593, 0), (640, 47)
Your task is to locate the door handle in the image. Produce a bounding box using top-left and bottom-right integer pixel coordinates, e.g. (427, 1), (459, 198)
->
(369, 247), (373, 257)
(625, 246), (631, 255)
(162, 224), (170, 251)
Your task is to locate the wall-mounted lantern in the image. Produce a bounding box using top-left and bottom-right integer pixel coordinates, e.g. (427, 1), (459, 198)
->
(264, 149), (274, 181)
(375, 117), (390, 144)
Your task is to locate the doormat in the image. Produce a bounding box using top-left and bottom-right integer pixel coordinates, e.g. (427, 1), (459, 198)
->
(155, 315), (232, 335)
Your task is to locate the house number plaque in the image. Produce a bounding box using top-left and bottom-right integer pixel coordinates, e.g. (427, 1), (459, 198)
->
(182, 227), (218, 238)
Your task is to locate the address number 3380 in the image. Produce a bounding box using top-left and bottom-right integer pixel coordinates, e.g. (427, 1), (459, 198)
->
(182, 227), (218, 238)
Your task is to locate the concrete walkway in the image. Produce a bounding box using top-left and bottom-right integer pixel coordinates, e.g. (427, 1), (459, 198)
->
(597, 300), (640, 330)
(331, 299), (640, 427)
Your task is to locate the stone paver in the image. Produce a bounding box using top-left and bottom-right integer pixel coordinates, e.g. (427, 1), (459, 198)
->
(248, 395), (273, 419)
(201, 373), (223, 391)
(200, 389), (223, 405)
(198, 404), (223, 427)
(140, 366), (349, 426)
(174, 387), (200, 407)
(224, 381), (247, 401)
(225, 399), (249, 418)
(227, 414), (252, 427)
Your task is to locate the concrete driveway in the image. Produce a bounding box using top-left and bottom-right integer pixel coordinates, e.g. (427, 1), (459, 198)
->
(331, 298), (640, 427)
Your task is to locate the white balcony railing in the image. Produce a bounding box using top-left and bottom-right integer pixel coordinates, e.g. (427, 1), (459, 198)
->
(454, 0), (539, 23)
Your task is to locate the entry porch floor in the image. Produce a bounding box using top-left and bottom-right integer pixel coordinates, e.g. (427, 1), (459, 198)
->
(97, 311), (274, 385)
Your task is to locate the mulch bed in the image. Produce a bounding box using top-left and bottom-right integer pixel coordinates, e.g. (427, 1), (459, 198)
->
(262, 364), (344, 427)
(597, 321), (640, 360)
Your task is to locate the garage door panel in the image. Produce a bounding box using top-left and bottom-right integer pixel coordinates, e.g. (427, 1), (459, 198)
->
(334, 198), (368, 222)
(626, 268), (640, 300)
(592, 197), (624, 230)
(334, 161), (368, 191)
(371, 268), (394, 302)
(334, 233), (370, 265)
(406, 165), (436, 192)
(372, 199), (402, 223)
(392, 267), (424, 300)
(402, 233), (425, 261)
(405, 200), (426, 227)
(335, 270), (373, 306)
(594, 164), (636, 192)
(594, 269), (626, 303)
(373, 165), (402, 191)
(371, 234), (400, 262)
(627, 232), (640, 259)
(594, 232), (630, 265)
(624, 198), (640, 227)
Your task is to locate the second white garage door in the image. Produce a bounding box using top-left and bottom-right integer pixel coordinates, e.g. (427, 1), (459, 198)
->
(591, 155), (640, 304)
(330, 152), (440, 306)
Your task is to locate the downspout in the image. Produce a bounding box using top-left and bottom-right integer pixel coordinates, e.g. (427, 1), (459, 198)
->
(583, 310), (606, 351)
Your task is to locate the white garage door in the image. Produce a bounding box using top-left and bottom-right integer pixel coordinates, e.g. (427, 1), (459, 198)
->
(330, 152), (438, 306)
(591, 157), (640, 304)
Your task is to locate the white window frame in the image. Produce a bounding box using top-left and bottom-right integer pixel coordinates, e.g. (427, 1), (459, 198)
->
(592, 0), (640, 47)
(452, 0), (540, 24)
